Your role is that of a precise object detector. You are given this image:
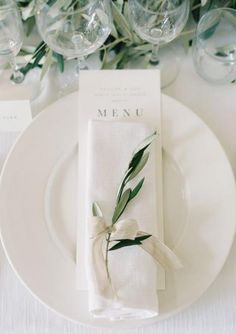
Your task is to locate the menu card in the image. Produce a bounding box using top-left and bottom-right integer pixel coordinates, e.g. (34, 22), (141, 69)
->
(77, 70), (165, 290)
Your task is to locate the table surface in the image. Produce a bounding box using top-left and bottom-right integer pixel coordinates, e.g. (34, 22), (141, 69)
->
(0, 52), (236, 334)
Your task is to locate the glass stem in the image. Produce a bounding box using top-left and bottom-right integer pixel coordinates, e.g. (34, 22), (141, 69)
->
(76, 56), (87, 75)
(9, 53), (17, 76)
(9, 53), (24, 84)
(150, 44), (160, 65)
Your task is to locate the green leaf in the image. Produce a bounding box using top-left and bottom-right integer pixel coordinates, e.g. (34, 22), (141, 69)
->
(47, 0), (58, 6)
(29, 43), (47, 70)
(132, 131), (157, 156)
(110, 23), (119, 39)
(135, 234), (152, 242)
(101, 48), (108, 68)
(115, 0), (124, 11)
(112, 188), (131, 223)
(40, 48), (53, 80)
(129, 177), (145, 201)
(128, 144), (148, 174)
(102, 49), (126, 69)
(18, 48), (44, 78)
(133, 44), (153, 53)
(24, 16), (35, 36)
(199, 21), (219, 40)
(111, 2), (132, 39)
(109, 234), (151, 251)
(61, 0), (74, 11)
(192, 0), (202, 23)
(116, 131), (156, 204)
(92, 202), (103, 217)
(29, 42), (47, 67)
(109, 239), (142, 250)
(54, 52), (64, 72)
(127, 152), (149, 182)
(116, 167), (132, 204)
(21, 0), (36, 20)
(33, 41), (47, 57)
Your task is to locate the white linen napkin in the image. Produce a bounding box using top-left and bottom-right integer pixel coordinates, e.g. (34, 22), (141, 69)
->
(86, 120), (159, 320)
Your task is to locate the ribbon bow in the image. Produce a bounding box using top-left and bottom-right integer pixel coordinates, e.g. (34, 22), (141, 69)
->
(88, 216), (182, 296)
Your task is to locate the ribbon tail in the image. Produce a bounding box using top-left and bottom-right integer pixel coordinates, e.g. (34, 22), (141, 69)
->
(89, 233), (113, 298)
(138, 232), (183, 270)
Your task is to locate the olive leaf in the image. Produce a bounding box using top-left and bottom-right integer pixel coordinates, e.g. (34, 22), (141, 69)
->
(127, 152), (149, 182)
(133, 44), (153, 53)
(109, 234), (152, 251)
(116, 132), (157, 204)
(111, 2), (132, 39)
(110, 22), (119, 39)
(54, 52), (64, 72)
(116, 167), (132, 204)
(129, 177), (145, 201)
(199, 21), (219, 40)
(21, 0), (36, 20)
(92, 202), (103, 217)
(128, 145), (148, 171)
(192, 0), (202, 23)
(19, 41), (47, 77)
(102, 49), (126, 69)
(112, 188), (131, 223)
(132, 131), (157, 156)
(40, 48), (53, 80)
(25, 17), (36, 37)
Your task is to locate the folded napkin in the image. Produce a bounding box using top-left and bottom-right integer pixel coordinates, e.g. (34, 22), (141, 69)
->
(86, 120), (159, 320)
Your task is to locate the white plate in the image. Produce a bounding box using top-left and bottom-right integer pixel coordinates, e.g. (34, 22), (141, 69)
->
(0, 93), (235, 329)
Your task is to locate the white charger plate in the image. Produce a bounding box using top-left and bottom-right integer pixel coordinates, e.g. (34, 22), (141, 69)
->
(0, 93), (235, 329)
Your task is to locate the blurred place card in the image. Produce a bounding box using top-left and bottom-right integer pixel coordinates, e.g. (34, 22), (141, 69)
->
(0, 100), (32, 132)
(0, 100), (32, 170)
(77, 70), (165, 290)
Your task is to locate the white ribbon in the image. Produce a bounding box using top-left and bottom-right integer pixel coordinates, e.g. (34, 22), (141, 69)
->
(88, 217), (183, 297)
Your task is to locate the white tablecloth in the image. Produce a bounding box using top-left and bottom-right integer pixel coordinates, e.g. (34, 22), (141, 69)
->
(0, 52), (236, 334)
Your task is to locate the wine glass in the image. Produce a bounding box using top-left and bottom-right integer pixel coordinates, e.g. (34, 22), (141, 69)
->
(128, 0), (190, 87)
(36, 0), (112, 77)
(192, 8), (236, 84)
(0, 0), (25, 84)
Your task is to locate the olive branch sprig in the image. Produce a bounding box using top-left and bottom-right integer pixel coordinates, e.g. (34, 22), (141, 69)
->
(92, 131), (157, 280)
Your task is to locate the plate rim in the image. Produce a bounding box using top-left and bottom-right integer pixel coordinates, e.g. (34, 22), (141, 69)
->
(0, 93), (236, 329)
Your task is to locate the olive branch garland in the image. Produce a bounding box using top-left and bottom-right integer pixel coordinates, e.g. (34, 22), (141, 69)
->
(92, 131), (157, 280)
(17, 0), (236, 79)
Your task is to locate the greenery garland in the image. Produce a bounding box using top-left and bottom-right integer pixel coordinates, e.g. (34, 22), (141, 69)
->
(16, 0), (236, 78)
